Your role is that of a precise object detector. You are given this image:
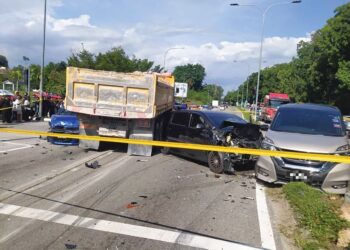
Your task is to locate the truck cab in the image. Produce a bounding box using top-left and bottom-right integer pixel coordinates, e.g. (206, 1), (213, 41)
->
(261, 93), (290, 122)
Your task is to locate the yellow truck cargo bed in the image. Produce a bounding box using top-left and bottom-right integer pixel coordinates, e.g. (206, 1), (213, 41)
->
(65, 67), (174, 119)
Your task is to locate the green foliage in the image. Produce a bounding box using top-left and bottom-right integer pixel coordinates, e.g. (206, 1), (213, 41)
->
(30, 64), (41, 90)
(226, 2), (350, 114)
(68, 47), (155, 73)
(0, 55), (8, 68)
(44, 61), (67, 94)
(186, 89), (209, 105)
(184, 84), (224, 105)
(4, 46), (159, 95)
(224, 90), (236, 104)
(283, 182), (348, 249)
(173, 64), (206, 90)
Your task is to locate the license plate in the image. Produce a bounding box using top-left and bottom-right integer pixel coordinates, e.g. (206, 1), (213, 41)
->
(289, 171), (308, 181)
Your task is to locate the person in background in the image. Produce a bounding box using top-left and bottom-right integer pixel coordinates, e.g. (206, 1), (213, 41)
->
(12, 95), (23, 122)
(23, 97), (31, 121)
(2, 96), (12, 123)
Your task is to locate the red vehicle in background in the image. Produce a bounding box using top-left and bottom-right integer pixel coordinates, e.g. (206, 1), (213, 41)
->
(260, 93), (290, 122)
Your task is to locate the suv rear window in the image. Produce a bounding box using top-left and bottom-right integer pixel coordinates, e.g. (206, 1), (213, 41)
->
(171, 112), (190, 126)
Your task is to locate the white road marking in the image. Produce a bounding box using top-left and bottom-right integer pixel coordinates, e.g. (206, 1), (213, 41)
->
(0, 202), (260, 250)
(256, 182), (276, 250)
(0, 142), (32, 153)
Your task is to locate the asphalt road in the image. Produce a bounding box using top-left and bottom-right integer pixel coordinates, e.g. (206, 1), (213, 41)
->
(0, 120), (279, 250)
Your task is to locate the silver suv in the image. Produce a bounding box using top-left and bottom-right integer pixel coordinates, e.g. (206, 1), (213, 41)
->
(255, 103), (350, 194)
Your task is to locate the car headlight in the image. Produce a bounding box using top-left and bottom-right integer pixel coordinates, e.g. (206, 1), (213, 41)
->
(261, 137), (277, 151)
(335, 144), (350, 155)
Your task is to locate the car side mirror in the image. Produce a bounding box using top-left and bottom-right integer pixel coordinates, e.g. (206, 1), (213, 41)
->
(260, 124), (269, 131)
(196, 123), (205, 129)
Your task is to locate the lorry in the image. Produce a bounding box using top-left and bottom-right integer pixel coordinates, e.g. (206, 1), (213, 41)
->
(212, 100), (219, 108)
(65, 67), (175, 156)
(260, 92), (290, 122)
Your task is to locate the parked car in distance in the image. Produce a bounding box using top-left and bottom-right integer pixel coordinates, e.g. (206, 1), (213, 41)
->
(162, 110), (265, 174)
(174, 101), (187, 110)
(48, 110), (80, 145)
(256, 103), (350, 194)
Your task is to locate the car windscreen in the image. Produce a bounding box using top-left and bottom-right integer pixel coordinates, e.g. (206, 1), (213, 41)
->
(204, 112), (247, 128)
(271, 108), (345, 136)
(269, 99), (290, 108)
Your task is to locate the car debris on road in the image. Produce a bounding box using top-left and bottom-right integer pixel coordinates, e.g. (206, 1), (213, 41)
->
(85, 160), (100, 169)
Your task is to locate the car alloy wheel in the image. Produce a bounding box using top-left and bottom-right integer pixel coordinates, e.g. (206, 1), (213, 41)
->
(208, 151), (224, 174)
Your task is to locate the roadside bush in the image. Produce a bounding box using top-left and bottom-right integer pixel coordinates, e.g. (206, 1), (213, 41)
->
(283, 182), (348, 249)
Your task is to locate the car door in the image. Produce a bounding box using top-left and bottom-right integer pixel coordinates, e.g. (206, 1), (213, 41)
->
(186, 113), (212, 162)
(166, 111), (191, 156)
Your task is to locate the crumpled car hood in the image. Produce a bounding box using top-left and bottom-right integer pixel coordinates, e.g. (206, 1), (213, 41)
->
(50, 115), (79, 129)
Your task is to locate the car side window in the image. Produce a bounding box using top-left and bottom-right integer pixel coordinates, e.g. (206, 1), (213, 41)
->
(189, 114), (205, 128)
(171, 112), (190, 127)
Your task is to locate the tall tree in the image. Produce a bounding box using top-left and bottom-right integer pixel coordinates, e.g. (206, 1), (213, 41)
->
(68, 49), (96, 69)
(173, 64), (206, 91)
(0, 55), (8, 68)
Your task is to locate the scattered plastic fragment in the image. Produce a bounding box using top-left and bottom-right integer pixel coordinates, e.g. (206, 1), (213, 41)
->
(139, 195), (148, 199)
(137, 159), (148, 162)
(241, 196), (254, 200)
(85, 160), (100, 169)
(127, 202), (138, 208)
(65, 243), (77, 249)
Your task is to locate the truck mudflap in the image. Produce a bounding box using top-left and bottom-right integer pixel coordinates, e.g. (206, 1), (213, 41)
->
(127, 119), (154, 156)
(127, 132), (153, 156)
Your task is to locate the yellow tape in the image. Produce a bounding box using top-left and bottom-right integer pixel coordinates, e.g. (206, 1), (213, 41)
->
(232, 111), (251, 114)
(0, 128), (349, 164)
(0, 107), (12, 111)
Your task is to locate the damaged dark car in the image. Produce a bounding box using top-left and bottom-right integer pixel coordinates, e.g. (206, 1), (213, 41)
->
(162, 110), (265, 174)
(48, 110), (80, 145)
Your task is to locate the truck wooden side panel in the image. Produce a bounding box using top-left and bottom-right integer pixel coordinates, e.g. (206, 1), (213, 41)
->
(65, 67), (174, 119)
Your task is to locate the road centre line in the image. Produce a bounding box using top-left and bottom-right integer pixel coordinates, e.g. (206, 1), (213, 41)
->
(256, 182), (276, 250)
(1, 128), (350, 164)
(0, 202), (260, 250)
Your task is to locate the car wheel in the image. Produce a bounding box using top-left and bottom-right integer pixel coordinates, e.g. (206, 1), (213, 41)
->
(208, 151), (224, 174)
(161, 147), (170, 155)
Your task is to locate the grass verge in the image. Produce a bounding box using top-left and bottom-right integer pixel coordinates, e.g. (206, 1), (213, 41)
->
(236, 107), (252, 122)
(282, 182), (348, 249)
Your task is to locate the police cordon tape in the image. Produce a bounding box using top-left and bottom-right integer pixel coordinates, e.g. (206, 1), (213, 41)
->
(0, 128), (350, 164)
(0, 107), (13, 111)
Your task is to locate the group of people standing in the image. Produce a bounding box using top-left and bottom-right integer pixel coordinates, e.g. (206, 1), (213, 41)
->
(0, 91), (64, 123)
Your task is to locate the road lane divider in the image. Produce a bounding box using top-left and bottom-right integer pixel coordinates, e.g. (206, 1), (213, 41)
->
(0, 128), (350, 164)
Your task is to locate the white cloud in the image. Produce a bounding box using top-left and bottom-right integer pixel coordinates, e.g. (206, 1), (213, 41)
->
(51, 15), (95, 31)
(0, 0), (312, 93)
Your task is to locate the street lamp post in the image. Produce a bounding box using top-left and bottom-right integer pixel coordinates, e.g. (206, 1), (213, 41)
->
(231, 1), (301, 120)
(39, 0), (47, 118)
(23, 56), (30, 93)
(163, 47), (184, 72)
(233, 60), (250, 106)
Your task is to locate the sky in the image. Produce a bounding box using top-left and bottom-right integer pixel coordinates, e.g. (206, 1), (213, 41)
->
(0, 0), (348, 92)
